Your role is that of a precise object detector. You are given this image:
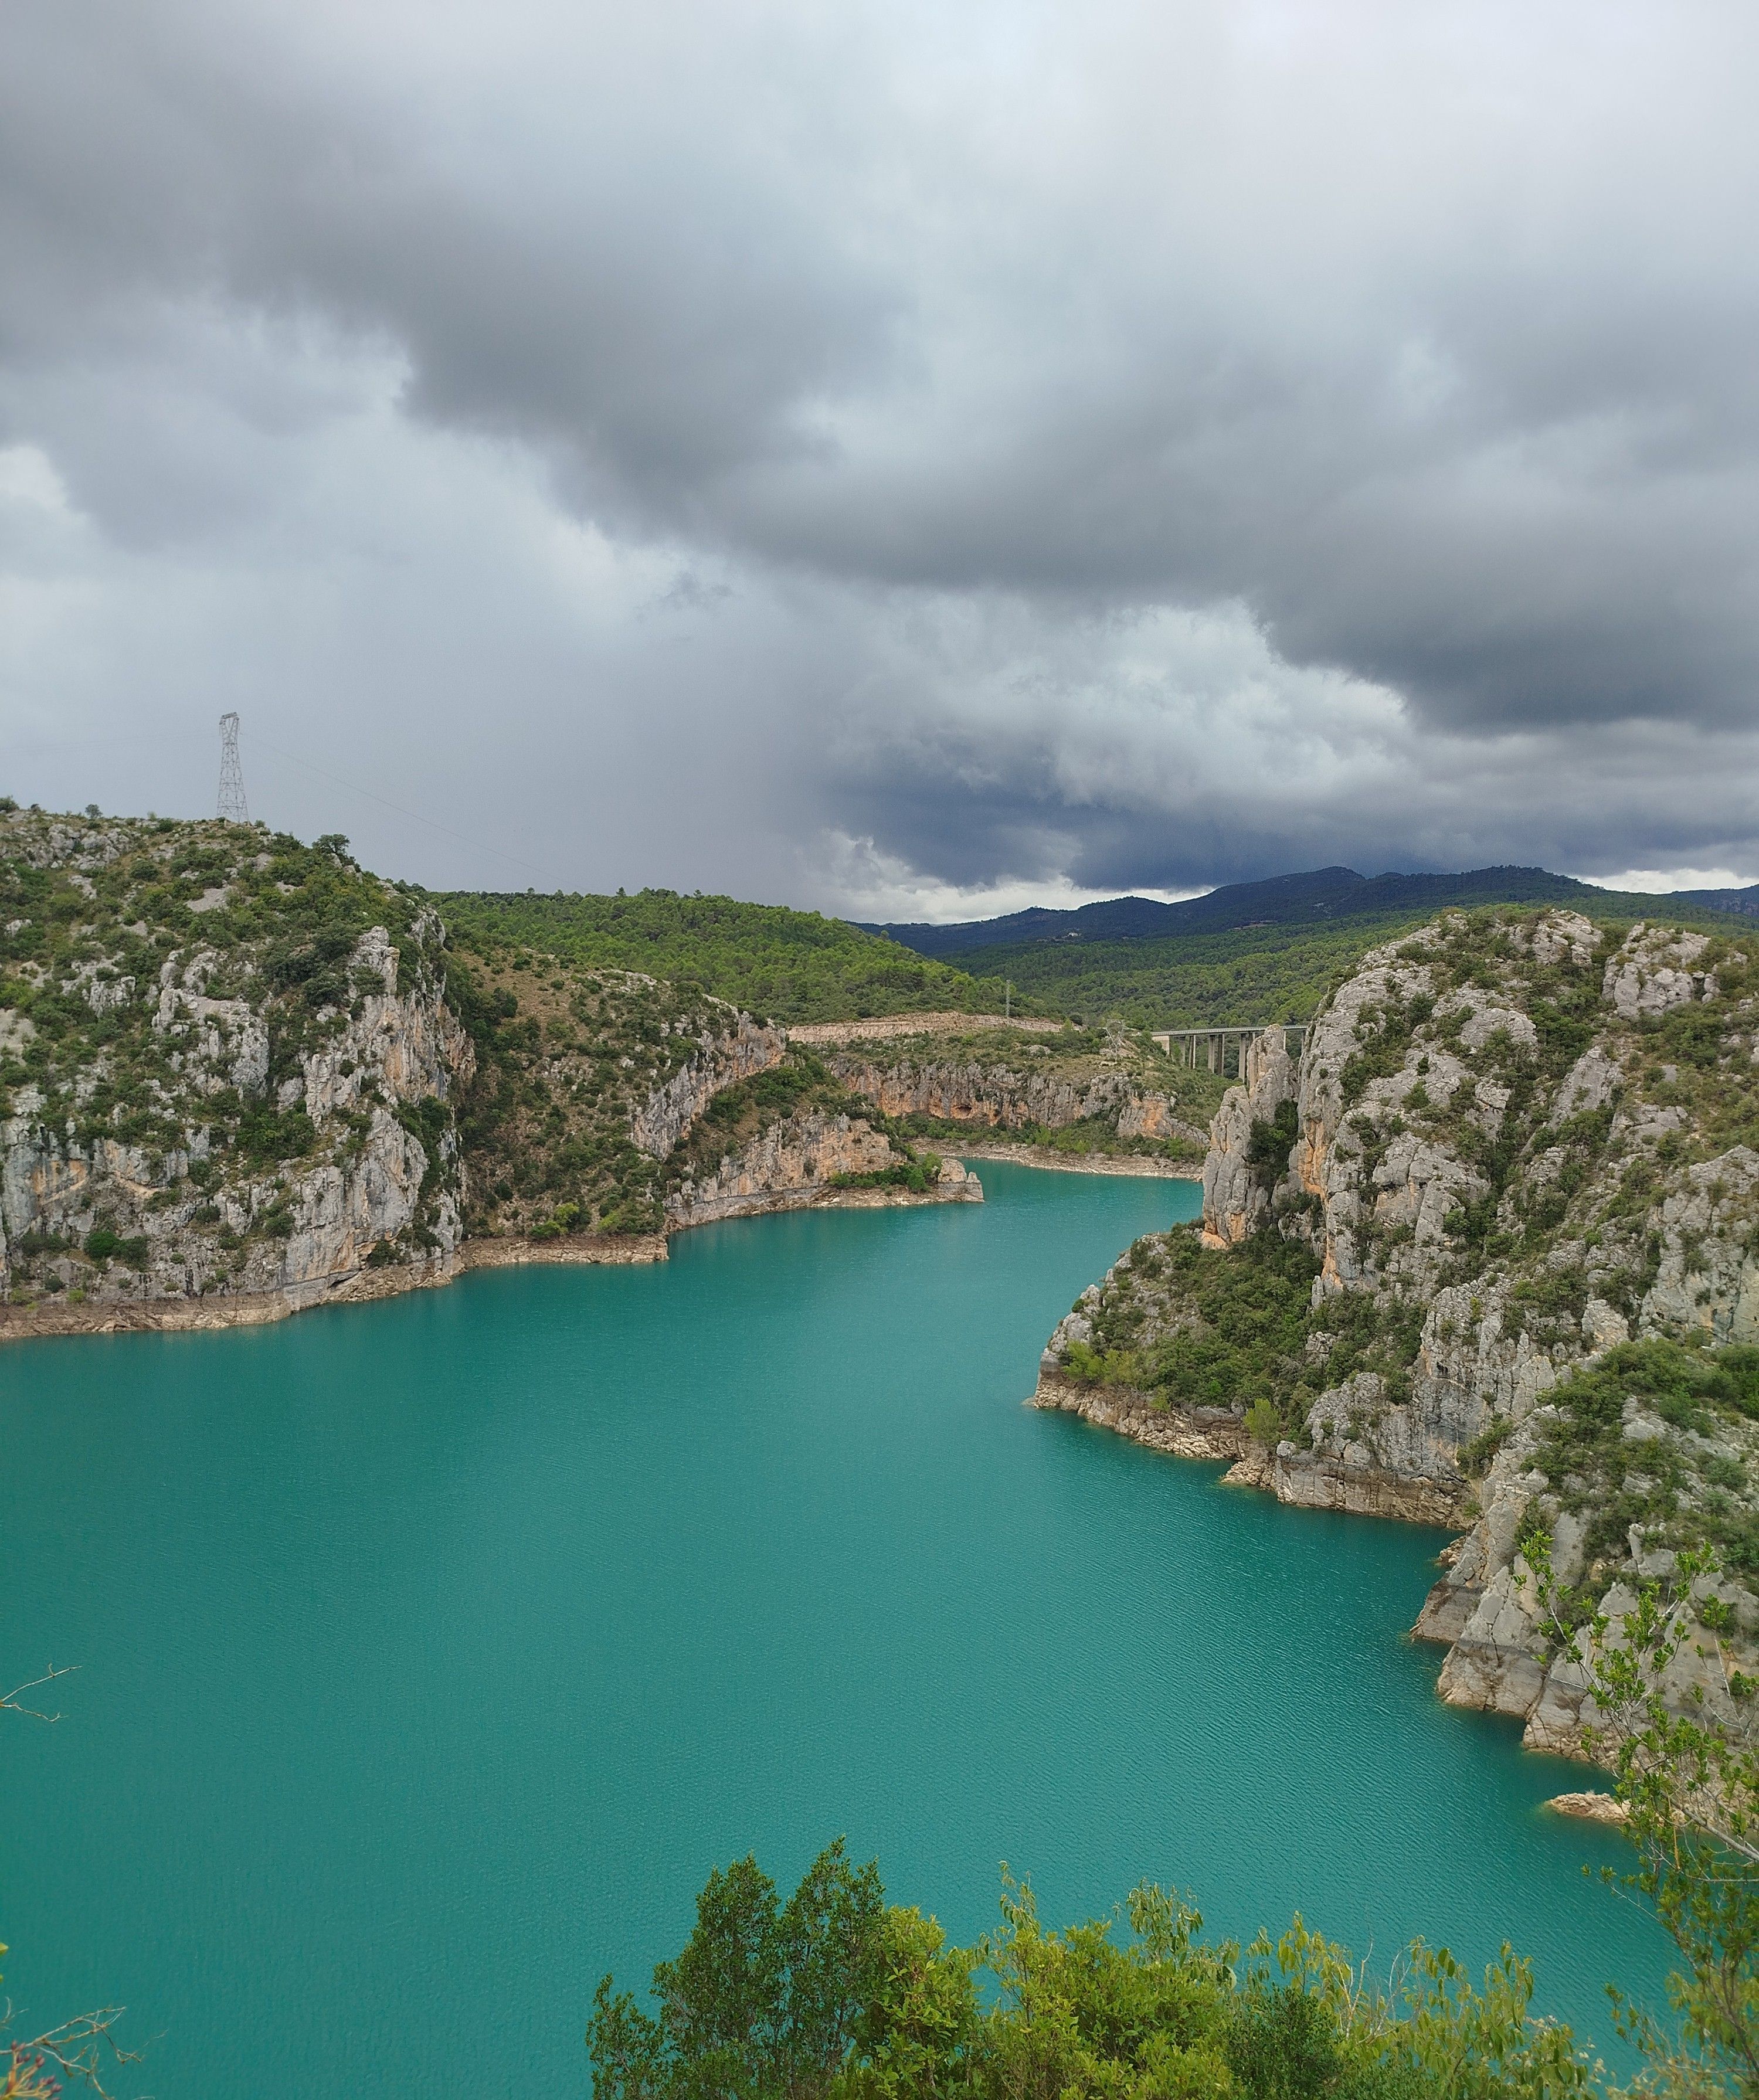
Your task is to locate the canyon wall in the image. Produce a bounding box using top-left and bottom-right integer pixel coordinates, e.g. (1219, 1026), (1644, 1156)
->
(826, 1052), (1203, 1149)
(665, 1113), (980, 1227)
(2, 920), (473, 1320)
(1038, 908), (1759, 1755)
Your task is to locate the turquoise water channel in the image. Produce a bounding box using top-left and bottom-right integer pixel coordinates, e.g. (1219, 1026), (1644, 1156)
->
(2, 1163), (1663, 2095)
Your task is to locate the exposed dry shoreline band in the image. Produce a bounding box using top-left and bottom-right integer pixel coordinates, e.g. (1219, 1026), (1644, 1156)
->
(0, 1176), (986, 1344)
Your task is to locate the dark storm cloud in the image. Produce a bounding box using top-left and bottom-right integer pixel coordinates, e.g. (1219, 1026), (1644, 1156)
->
(2, 0), (1758, 906)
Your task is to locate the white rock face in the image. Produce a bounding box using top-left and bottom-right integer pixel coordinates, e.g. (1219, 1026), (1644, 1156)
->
(1529, 910), (1598, 969)
(1640, 1146), (1759, 1341)
(1201, 1029), (1296, 1246)
(1552, 1045), (1622, 1122)
(2, 924), (473, 1309)
(665, 1113), (981, 1226)
(630, 1013), (789, 1158)
(1603, 924), (1714, 1020)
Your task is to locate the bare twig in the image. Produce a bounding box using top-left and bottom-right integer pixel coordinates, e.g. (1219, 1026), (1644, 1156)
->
(0, 1665), (77, 1725)
(1, 2000), (147, 2099)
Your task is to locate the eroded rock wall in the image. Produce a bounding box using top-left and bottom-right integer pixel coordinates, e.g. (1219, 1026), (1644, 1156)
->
(1038, 904), (1759, 1758)
(1200, 1029), (1296, 1246)
(1, 922), (473, 1313)
(826, 1054), (1194, 1146)
(631, 1015), (789, 1159)
(666, 1113), (980, 1226)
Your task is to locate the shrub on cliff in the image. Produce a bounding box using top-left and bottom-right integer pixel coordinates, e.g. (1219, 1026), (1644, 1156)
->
(1247, 1098), (1299, 1188)
(828, 1151), (943, 1196)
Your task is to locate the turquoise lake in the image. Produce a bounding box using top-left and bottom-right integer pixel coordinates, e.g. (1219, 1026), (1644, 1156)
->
(1, 1161), (1663, 2095)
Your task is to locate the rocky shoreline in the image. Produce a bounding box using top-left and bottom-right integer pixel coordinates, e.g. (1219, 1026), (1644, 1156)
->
(0, 1232), (667, 1342)
(1032, 907), (1759, 1772)
(1030, 1371), (1470, 1525)
(0, 1169), (986, 1346)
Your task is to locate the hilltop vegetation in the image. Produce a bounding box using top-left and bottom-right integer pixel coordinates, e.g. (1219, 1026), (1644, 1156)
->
(0, 810), (431, 1153)
(909, 872), (1747, 1030)
(0, 806), (469, 1302)
(937, 915), (1440, 1029)
(434, 888), (1032, 1025)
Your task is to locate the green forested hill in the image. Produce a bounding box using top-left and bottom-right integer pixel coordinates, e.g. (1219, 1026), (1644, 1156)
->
(431, 888), (1031, 1025)
(935, 896), (1750, 1028)
(935, 915), (1466, 1027)
(436, 880), (1750, 1033)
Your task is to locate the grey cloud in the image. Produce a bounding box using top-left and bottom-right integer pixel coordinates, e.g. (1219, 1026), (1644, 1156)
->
(3, 0), (1759, 908)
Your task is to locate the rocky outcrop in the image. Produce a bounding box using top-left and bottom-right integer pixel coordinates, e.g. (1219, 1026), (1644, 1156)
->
(631, 1014), (789, 1158)
(1200, 1028), (1296, 1246)
(1037, 903), (1759, 1762)
(1546, 1792), (1628, 1825)
(826, 1054), (1191, 1147)
(1033, 1372), (1248, 1462)
(667, 1113), (980, 1227)
(1602, 922), (1717, 1021)
(1, 921), (473, 1316)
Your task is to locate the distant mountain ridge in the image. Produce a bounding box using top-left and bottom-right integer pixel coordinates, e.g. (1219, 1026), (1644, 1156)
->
(865, 865), (1759, 959)
(1675, 883), (1759, 919)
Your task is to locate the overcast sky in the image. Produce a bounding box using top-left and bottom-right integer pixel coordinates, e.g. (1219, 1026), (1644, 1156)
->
(4, 1), (1757, 917)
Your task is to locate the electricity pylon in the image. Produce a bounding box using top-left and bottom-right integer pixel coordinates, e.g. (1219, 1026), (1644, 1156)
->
(217, 712), (249, 823)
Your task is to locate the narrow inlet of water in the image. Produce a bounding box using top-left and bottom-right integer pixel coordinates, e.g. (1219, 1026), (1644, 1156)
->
(0, 1163), (1663, 2096)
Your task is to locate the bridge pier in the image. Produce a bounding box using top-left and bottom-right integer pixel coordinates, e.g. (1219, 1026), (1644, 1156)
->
(1149, 1024), (1309, 1076)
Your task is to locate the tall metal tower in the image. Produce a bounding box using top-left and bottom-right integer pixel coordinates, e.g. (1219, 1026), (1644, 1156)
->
(216, 712), (249, 823)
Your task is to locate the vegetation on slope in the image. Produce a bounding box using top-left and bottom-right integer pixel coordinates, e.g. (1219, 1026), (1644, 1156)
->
(0, 806), (464, 1299)
(1520, 1340), (1759, 1631)
(935, 914), (1448, 1028)
(433, 888), (1036, 1025)
(932, 891), (1749, 1032)
(446, 937), (939, 1238)
(1059, 1225), (1425, 1445)
(1052, 904), (1759, 1467)
(446, 948), (730, 1238)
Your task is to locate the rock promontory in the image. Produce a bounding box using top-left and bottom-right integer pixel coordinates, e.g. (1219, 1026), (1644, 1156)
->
(0, 807), (980, 1337)
(1036, 905), (1759, 1758)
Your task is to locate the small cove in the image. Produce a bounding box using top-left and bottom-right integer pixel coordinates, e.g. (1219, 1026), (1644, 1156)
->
(1, 1161), (1666, 2095)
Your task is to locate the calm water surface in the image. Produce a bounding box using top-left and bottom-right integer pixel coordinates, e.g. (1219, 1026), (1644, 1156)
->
(2, 1163), (1663, 2095)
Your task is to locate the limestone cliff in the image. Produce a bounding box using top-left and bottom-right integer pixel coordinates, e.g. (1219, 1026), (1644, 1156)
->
(1, 812), (471, 1323)
(819, 1021), (1210, 1166)
(666, 1112), (980, 1226)
(1, 809), (986, 1333)
(830, 1053), (1185, 1137)
(1200, 1028), (1296, 1246)
(1037, 905), (1759, 1756)
(631, 1015), (789, 1159)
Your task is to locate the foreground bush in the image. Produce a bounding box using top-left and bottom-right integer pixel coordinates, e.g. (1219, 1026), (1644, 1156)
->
(588, 1846), (1602, 2100)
